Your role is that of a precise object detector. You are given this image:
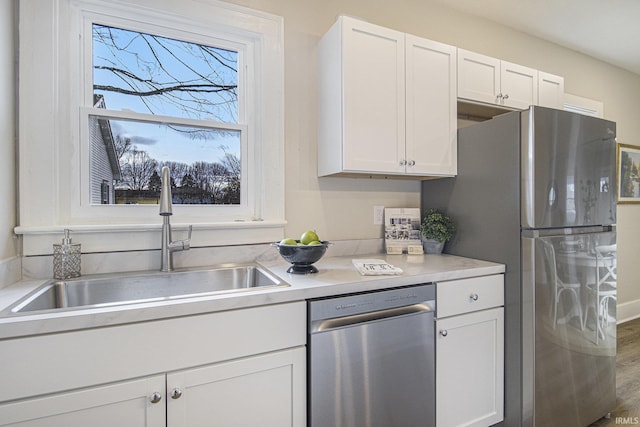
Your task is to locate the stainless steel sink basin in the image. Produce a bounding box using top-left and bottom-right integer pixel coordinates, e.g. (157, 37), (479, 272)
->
(5, 265), (286, 314)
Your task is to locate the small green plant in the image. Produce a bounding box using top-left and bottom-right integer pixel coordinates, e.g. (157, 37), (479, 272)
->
(421, 209), (456, 243)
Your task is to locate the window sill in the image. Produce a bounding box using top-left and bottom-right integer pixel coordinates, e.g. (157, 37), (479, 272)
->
(15, 220), (286, 256)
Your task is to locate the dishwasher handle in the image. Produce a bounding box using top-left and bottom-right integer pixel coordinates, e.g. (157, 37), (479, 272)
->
(310, 302), (434, 333)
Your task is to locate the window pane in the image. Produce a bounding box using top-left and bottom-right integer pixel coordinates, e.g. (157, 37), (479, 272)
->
(89, 116), (241, 205)
(93, 24), (238, 123)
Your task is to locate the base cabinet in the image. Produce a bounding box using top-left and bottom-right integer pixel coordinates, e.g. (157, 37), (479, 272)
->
(436, 275), (504, 427)
(0, 347), (305, 427)
(167, 348), (306, 426)
(0, 302), (306, 427)
(0, 376), (166, 427)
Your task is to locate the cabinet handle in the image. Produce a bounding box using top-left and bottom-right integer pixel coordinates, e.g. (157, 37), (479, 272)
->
(496, 93), (503, 100)
(470, 293), (479, 301)
(439, 329), (448, 337)
(171, 388), (183, 399)
(399, 159), (407, 166)
(503, 94), (509, 100)
(149, 392), (162, 404)
(407, 160), (415, 166)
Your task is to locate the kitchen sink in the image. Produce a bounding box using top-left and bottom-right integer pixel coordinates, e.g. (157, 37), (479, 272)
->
(4, 265), (287, 314)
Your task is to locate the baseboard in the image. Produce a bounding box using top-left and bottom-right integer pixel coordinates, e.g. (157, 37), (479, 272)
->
(617, 299), (640, 324)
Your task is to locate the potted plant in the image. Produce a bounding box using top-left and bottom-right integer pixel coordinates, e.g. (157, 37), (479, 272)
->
(420, 209), (456, 254)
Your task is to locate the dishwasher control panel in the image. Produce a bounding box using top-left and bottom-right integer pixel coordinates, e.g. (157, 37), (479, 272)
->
(308, 283), (435, 324)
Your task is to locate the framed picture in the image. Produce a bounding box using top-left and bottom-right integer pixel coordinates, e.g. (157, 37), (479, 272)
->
(617, 143), (640, 203)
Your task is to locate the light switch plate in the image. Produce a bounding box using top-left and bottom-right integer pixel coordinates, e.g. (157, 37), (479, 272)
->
(374, 205), (385, 225)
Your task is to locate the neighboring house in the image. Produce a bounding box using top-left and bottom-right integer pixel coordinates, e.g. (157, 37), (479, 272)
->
(90, 95), (121, 204)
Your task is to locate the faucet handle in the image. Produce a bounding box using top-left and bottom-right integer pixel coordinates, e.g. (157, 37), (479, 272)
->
(168, 225), (193, 252)
(183, 224), (193, 249)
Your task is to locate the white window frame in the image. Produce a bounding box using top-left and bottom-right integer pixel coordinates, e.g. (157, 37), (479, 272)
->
(16, 0), (285, 255)
(81, 14), (251, 218)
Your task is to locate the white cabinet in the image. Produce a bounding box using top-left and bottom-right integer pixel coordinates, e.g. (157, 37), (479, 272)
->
(0, 376), (166, 427)
(458, 48), (538, 109)
(405, 35), (457, 176)
(0, 348), (305, 427)
(436, 275), (505, 427)
(537, 71), (565, 109)
(167, 348), (305, 426)
(0, 302), (306, 427)
(318, 16), (457, 178)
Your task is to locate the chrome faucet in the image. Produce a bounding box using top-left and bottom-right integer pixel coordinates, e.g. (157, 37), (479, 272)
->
(159, 166), (192, 272)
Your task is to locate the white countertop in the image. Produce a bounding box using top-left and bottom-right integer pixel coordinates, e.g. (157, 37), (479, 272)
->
(0, 253), (504, 340)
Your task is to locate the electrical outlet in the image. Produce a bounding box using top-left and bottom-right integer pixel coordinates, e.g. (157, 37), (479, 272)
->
(373, 206), (385, 225)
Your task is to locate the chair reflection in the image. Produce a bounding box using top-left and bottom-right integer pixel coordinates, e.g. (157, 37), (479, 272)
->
(541, 240), (583, 329)
(582, 244), (617, 343)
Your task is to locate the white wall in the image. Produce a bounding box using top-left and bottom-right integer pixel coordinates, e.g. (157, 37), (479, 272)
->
(0, 0), (19, 286)
(221, 0), (640, 308)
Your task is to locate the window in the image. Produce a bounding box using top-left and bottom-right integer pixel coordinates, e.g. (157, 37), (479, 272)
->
(90, 24), (243, 206)
(17, 0), (285, 254)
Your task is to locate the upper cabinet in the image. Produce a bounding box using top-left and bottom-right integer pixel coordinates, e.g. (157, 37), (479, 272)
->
(458, 48), (565, 111)
(458, 49), (538, 109)
(538, 71), (565, 109)
(318, 16), (457, 178)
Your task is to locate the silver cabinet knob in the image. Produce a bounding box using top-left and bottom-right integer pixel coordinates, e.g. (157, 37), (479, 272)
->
(439, 329), (448, 337)
(407, 160), (415, 166)
(149, 392), (162, 404)
(171, 388), (183, 399)
(470, 293), (479, 301)
(502, 94), (509, 100)
(496, 93), (503, 100)
(400, 159), (407, 166)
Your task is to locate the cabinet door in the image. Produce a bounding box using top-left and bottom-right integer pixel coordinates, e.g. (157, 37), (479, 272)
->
(457, 49), (501, 105)
(537, 71), (565, 109)
(405, 35), (457, 176)
(436, 307), (504, 427)
(341, 17), (406, 174)
(500, 61), (538, 109)
(0, 375), (165, 427)
(167, 347), (306, 427)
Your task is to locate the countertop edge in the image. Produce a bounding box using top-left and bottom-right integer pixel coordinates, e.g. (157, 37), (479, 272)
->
(0, 254), (505, 340)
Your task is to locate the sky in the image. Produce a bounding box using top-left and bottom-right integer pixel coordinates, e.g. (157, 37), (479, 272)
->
(108, 119), (239, 166)
(92, 23), (240, 166)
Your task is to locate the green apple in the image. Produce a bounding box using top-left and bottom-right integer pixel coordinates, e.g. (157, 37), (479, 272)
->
(300, 230), (320, 245)
(308, 240), (322, 245)
(279, 238), (297, 245)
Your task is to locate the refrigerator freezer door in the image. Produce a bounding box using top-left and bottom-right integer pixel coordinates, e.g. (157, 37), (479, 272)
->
(522, 230), (616, 427)
(521, 106), (617, 229)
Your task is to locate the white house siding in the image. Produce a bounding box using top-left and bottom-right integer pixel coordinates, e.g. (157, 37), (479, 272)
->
(89, 116), (114, 204)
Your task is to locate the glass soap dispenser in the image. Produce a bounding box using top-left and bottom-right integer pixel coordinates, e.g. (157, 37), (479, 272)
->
(53, 229), (81, 279)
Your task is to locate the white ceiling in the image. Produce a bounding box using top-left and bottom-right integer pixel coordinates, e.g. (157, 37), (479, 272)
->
(431, 0), (640, 76)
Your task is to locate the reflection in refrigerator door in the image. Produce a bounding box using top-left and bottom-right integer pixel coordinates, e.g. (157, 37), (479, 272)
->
(530, 231), (616, 427)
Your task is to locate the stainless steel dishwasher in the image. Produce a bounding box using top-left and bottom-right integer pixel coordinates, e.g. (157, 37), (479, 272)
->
(308, 283), (436, 427)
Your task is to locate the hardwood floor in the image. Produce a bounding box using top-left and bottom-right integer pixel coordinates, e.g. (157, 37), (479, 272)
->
(589, 317), (640, 426)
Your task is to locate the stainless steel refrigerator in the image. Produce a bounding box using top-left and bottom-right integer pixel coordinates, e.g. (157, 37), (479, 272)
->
(422, 106), (617, 427)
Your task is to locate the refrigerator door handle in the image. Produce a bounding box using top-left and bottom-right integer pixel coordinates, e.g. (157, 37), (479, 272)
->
(521, 225), (615, 238)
